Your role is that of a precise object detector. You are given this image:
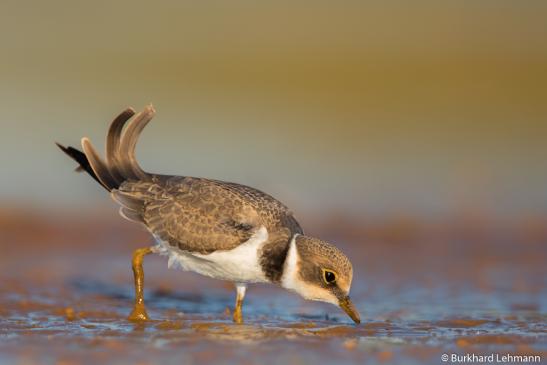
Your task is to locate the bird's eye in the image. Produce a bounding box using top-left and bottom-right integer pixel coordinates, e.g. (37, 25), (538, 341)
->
(323, 269), (336, 284)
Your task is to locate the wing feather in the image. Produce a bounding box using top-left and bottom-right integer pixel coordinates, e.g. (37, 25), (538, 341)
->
(113, 176), (302, 254)
(119, 177), (261, 253)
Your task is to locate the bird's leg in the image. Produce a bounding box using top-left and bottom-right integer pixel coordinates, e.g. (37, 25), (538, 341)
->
(128, 246), (154, 322)
(232, 284), (247, 324)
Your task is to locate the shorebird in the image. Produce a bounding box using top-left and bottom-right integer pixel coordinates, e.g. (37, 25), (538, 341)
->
(57, 105), (360, 324)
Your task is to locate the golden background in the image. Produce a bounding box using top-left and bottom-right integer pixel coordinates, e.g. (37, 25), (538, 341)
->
(1, 1), (546, 218)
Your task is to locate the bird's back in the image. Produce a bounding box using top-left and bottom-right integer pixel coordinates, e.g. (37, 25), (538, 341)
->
(114, 174), (302, 254)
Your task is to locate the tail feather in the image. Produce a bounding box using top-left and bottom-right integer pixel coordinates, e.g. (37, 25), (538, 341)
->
(55, 142), (107, 189)
(81, 137), (119, 189)
(57, 105), (155, 191)
(106, 107), (135, 184)
(117, 105), (155, 180)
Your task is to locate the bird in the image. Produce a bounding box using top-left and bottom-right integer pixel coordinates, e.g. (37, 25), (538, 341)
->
(56, 105), (360, 324)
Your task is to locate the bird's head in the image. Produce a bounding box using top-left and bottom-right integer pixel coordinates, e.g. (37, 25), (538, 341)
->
(281, 234), (360, 324)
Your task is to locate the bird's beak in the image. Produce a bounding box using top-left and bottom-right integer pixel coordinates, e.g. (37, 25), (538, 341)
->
(338, 296), (361, 324)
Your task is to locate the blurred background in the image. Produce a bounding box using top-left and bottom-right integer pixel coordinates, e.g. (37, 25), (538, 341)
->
(1, 0), (546, 219)
(0, 2), (546, 364)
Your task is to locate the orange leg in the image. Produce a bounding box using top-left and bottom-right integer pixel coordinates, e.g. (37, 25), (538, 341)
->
(128, 247), (154, 321)
(232, 284), (247, 324)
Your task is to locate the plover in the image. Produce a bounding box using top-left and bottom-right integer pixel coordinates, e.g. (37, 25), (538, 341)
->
(57, 106), (360, 324)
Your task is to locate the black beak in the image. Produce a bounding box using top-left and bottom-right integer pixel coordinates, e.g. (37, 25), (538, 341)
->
(338, 296), (361, 324)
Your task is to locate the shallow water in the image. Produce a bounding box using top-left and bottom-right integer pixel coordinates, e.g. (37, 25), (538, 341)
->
(0, 213), (545, 364)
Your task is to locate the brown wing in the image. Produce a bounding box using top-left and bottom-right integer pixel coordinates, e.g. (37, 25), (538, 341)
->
(113, 175), (300, 254)
(212, 180), (304, 237)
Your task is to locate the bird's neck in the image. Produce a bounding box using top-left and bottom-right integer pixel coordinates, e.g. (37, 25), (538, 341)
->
(258, 233), (294, 283)
(280, 234), (300, 290)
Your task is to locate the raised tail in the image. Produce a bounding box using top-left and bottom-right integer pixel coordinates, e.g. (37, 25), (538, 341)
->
(56, 105), (155, 191)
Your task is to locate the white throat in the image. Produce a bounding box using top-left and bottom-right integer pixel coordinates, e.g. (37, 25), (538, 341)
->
(281, 234), (300, 291)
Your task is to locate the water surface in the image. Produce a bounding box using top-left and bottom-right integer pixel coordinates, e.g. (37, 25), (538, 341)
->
(0, 212), (545, 364)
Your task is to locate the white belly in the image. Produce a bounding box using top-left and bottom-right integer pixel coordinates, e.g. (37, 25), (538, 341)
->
(153, 226), (269, 283)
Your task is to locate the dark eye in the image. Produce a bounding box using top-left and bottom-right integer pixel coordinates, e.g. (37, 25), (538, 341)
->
(323, 270), (336, 284)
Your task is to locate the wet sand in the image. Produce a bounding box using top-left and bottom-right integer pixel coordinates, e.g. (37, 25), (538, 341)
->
(0, 210), (545, 364)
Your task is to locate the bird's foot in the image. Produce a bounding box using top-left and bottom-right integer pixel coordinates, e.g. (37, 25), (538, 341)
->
(128, 303), (150, 322)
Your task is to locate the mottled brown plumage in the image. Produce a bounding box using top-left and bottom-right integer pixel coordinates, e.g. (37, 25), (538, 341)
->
(114, 175), (302, 257)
